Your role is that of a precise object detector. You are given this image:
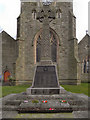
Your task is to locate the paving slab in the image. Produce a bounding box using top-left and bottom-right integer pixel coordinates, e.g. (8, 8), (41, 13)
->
(2, 111), (18, 118)
(72, 111), (89, 118)
(16, 113), (73, 118)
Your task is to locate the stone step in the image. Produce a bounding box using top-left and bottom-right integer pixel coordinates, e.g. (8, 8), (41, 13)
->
(2, 99), (86, 106)
(6, 94), (75, 100)
(2, 111), (18, 118)
(19, 101), (71, 109)
(68, 100), (87, 106)
(1, 92), (89, 115)
(4, 100), (21, 106)
(18, 108), (73, 113)
(2, 96), (87, 109)
(71, 106), (89, 111)
(2, 105), (89, 112)
(2, 105), (18, 111)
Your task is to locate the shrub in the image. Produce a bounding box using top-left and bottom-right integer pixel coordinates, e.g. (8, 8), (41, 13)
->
(8, 77), (16, 86)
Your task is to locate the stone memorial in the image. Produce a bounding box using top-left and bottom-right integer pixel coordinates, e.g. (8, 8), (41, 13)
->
(27, 2), (60, 95)
(1, 1), (89, 118)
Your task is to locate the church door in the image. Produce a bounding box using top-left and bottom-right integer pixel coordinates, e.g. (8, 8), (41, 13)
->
(4, 71), (10, 82)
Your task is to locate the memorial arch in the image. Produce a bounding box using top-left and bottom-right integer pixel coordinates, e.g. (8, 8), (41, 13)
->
(34, 28), (60, 64)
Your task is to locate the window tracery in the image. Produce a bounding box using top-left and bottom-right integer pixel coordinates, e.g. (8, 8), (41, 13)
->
(36, 31), (57, 62)
(32, 9), (37, 20)
(56, 9), (62, 18)
(82, 56), (89, 73)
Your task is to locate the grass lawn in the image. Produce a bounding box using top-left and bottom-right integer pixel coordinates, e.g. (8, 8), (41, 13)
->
(61, 83), (89, 97)
(0, 83), (89, 98)
(1, 84), (31, 97)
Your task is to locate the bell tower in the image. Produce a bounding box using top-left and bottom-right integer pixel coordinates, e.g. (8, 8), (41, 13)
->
(16, 0), (80, 86)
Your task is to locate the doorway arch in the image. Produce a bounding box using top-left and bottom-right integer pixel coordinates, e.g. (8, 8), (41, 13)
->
(4, 71), (10, 82)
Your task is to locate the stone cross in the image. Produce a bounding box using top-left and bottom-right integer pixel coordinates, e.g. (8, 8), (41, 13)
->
(37, 5), (55, 63)
(27, 4), (60, 95)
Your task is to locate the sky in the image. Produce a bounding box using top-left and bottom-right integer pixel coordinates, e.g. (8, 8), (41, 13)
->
(0, 0), (89, 42)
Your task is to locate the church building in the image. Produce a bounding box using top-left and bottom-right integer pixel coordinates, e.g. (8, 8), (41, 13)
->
(0, 1), (89, 85)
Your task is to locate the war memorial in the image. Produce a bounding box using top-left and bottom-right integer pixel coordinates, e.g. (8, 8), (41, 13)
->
(0, 0), (89, 119)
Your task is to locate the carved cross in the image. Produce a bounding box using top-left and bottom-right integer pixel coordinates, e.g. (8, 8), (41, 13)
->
(37, 5), (55, 62)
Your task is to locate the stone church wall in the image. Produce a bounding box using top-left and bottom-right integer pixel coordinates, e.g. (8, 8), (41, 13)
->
(16, 2), (80, 85)
(1, 2), (89, 85)
(78, 34), (90, 83)
(0, 33), (2, 81)
(1, 31), (17, 82)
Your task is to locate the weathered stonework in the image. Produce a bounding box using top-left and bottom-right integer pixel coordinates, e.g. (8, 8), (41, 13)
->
(0, 31), (17, 82)
(0, 32), (2, 82)
(78, 34), (90, 83)
(15, 2), (80, 85)
(2, 1), (89, 85)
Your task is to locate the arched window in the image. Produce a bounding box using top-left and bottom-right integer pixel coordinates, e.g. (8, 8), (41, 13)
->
(56, 9), (62, 18)
(36, 31), (57, 63)
(36, 35), (41, 62)
(82, 56), (89, 73)
(32, 9), (37, 20)
(83, 59), (86, 73)
(86, 59), (89, 73)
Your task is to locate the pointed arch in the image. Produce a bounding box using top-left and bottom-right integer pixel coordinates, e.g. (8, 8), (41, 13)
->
(32, 9), (37, 20)
(33, 28), (60, 64)
(56, 9), (62, 18)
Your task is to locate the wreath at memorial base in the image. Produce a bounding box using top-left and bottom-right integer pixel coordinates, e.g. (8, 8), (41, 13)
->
(42, 100), (48, 103)
(60, 100), (67, 103)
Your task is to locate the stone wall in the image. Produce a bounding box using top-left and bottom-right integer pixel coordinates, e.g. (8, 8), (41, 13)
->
(78, 34), (90, 82)
(16, 2), (79, 85)
(2, 31), (17, 82)
(1, 2), (89, 85)
(0, 32), (2, 82)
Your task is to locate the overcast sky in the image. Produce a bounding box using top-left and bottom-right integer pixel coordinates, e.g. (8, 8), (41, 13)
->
(0, 0), (89, 42)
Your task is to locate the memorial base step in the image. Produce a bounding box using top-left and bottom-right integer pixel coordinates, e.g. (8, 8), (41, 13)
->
(27, 87), (60, 95)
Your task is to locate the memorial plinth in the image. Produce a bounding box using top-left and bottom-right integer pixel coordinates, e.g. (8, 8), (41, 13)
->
(27, 4), (60, 95)
(27, 66), (60, 94)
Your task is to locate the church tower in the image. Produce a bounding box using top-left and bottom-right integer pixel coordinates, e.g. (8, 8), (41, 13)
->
(16, 1), (80, 85)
